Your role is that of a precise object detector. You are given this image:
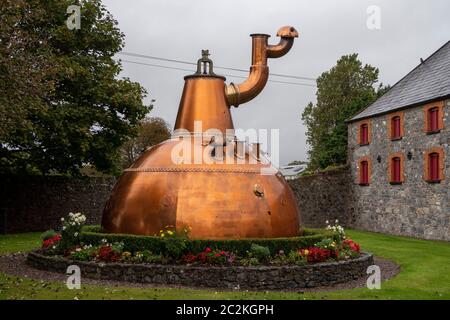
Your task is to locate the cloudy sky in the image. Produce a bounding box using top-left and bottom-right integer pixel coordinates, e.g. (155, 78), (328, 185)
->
(102, 0), (449, 165)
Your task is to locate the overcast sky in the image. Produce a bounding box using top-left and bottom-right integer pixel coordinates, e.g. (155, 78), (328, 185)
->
(102, 0), (449, 165)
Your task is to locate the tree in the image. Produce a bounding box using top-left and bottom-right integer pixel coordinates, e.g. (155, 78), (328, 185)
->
(121, 117), (172, 168)
(0, 0), (151, 175)
(301, 54), (387, 170)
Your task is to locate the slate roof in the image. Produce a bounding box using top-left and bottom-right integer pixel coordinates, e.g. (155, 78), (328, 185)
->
(350, 41), (450, 122)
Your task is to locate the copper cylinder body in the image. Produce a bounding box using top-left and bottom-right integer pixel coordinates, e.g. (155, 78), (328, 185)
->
(174, 76), (233, 133)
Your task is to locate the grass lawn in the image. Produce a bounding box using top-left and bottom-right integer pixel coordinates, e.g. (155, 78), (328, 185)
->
(0, 230), (449, 300)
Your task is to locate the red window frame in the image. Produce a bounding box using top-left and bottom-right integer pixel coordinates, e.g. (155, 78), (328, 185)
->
(428, 152), (440, 182)
(391, 157), (401, 183)
(360, 124), (369, 145)
(360, 161), (369, 185)
(428, 107), (439, 132)
(391, 116), (401, 139)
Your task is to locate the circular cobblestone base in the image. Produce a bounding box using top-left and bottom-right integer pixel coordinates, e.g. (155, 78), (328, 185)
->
(27, 251), (373, 290)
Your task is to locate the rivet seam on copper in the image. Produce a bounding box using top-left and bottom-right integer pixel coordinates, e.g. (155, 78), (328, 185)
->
(124, 167), (271, 174)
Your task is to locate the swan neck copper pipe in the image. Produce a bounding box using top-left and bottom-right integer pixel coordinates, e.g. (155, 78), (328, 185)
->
(225, 26), (299, 107)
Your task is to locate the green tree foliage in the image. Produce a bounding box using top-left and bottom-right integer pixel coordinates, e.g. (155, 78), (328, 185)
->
(0, 0), (151, 175)
(301, 54), (388, 170)
(121, 117), (172, 168)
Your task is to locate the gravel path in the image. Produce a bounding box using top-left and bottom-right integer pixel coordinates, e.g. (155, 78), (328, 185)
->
(0, 253), (400, 292)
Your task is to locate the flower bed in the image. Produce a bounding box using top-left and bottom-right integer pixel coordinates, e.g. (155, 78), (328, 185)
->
(26, 250), (374, 290)
(34, 213), (363, 267)
(27, 213), (371, 289)
(79, 225), (333, 260)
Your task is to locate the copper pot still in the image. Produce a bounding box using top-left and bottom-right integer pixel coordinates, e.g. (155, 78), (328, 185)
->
(102, 26), (303, 239)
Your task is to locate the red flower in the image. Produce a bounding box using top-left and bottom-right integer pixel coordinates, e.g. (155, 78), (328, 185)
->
(343, 239), (360, 252)
(42, 234), (62, 248)
(300, 247), (331, 263)
(182, 248), (231, 265)
(197, 252), (207, 263)
(97, 245), (120, 262)
(182, 254), (197, 263)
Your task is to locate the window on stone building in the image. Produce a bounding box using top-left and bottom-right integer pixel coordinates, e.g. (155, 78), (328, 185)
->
(360, 124), (369, 145)
(424, 148), (444, 183)
(391, 157), (401, 183)
(391, 116), (401, 139)
(428, 152), (440, 182)
(428, 107), (439, 133)
(359, 160), (369, 185)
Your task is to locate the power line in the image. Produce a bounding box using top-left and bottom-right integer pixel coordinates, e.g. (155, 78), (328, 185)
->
(119, 59), (317, 87)
(117, 51), (317, 82)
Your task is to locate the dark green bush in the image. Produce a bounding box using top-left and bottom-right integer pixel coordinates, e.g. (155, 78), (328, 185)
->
(41, 230), (57, 241)
(287, 250), (307, 266)
(80, 226), (330, 256)
(250, 244), (271, 262)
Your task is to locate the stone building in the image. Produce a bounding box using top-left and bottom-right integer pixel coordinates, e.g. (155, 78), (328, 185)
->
(347, 41), (450, 241)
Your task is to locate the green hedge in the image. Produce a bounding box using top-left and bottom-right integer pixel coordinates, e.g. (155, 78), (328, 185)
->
(80, 226), (331, 256)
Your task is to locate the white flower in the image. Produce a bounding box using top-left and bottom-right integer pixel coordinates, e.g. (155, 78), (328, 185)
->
(61, 217), (65, 222)
(74, 232), (79, 237)
(335, 219), (339, 224)
(325, 220), (329, 225)
(62, 226), (66, 230)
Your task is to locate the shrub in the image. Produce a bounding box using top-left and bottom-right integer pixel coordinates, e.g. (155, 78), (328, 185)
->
(250, 244), (271, 262)
(70, 245), (96, 261)
(139, 252), (164, 264)
(248, 257), (260, 266)
(163, 238), (188, 259)
(325, 220), (346, 244)
(41, 230), (58, 241)
(240, 256), (260, 266)
(58, 212), (87, 250)
(80, 226), (330, 258)
(287, 250), (307, 266)
(158, 225), (191, 239)
(314, 238), (338, 251)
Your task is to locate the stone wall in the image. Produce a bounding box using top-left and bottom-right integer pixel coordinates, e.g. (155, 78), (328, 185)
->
(348, 99), (450, 241)
(2, 142), (449, 241)
(0, 175), (115, 233)
(26, 251), (374, 290)
(288, 167), (354, 228)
